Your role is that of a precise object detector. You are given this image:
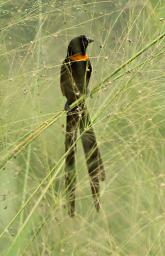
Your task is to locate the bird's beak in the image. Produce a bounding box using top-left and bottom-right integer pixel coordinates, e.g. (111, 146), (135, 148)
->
(88, 38), (94, 43)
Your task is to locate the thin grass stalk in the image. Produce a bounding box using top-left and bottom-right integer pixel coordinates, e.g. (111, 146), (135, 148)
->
(0, 31), (164, 170)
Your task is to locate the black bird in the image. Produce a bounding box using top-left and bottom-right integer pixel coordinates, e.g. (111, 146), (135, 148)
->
(60, 35), (105, 217)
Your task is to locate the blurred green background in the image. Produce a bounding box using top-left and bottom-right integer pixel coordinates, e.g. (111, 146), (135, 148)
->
(0, 0), (165, 255)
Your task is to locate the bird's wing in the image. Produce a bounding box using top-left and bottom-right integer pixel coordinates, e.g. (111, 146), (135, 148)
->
(60, 60), (80, 102)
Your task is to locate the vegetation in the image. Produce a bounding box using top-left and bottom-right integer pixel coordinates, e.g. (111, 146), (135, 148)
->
(0, 0), (165, 255)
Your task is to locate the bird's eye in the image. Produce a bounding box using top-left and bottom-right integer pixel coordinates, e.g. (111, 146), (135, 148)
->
(82, 36), (89, 45)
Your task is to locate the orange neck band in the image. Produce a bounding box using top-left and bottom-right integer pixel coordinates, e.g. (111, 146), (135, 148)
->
(69, 53), (89, 62)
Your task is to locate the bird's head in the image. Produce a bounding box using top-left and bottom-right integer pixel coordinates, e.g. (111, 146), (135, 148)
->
(67, 35), (94, 56)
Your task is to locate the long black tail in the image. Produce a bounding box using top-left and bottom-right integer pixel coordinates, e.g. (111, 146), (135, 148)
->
(65, 108), (79, 217)
(65, 104), (105, 216)
(79, 103), (105, 211)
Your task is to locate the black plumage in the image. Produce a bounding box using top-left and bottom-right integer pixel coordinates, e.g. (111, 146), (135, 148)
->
(60, 35), (105, 217)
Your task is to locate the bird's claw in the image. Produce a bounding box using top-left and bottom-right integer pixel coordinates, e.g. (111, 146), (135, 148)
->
(64, 101), (71, 112)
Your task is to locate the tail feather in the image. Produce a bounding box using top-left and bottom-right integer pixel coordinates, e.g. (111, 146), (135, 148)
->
(79, 104), (105, 211)
(65, 109), (79, 217)
(65, 104), (105, 216)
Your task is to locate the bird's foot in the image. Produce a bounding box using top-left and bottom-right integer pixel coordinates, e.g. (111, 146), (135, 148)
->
(64, 101), (71, 112)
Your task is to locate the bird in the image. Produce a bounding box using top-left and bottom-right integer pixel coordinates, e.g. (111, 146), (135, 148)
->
(60, 35), (93, 110)
(60, 35), (105, 217)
